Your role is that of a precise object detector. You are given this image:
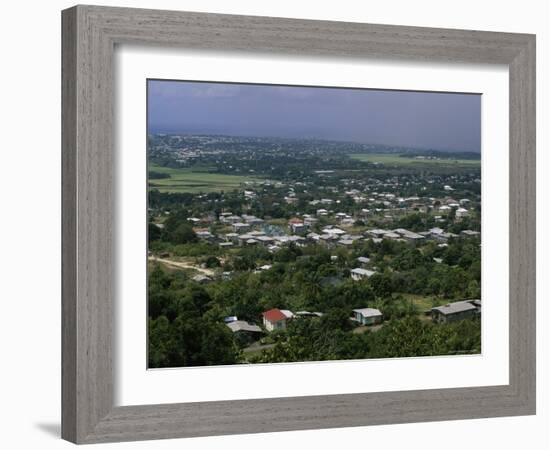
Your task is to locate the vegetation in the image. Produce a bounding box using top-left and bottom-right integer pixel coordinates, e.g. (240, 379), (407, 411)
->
(148, 164), (256, 193)
(349, 153), (481, 167)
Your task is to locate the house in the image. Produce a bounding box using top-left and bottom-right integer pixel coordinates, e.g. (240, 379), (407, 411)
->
(276, 235), (305, 246)
(304, 216), (318, 226)
(322, 227), (346, 236)
(195, 230), (215, 241)
(367, 229), (389, 238)
(335, 212), (347, 221)
(357, 256), (371, 265)
(455, 207), (469, 218)
(232, 222), (251, 233)
(341, 218), (356, 226)
(383, 231), (401, 240)
(393, 228), (426, 244)
(248, 230), (266, 237)
(360, 208), (370, 216)
(351, 268), (376, 281)
(222, 215), (242, 224)
(436, 231), (458, 242)
(429, 227), (444, 237)
(319, 234), (337, 247)
(226, 320), (263, 334)
(262, 308), (293, 331)
(256, 235), (275, 246)
(280, 309), (295, 319)
(316, 208), (329, 216)
(226, 320), (263, 345)
(306, 232), (321, 243)
(225, 232), (239, 243)
(237, 234), (254, 245)
(242, 214), (264, 226)
(337, 239), (354, 247)
(353, 308), (383, 325)
(431, 300), (480, 323)
(289, 220), (307, 235)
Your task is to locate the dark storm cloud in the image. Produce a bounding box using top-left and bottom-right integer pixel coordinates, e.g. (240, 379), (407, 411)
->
(147, 80), (481, 152)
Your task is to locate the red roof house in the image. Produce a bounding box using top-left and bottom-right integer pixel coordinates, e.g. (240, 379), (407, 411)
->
(262, 308), (288, 331)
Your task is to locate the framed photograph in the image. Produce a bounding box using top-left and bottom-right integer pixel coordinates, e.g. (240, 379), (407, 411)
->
(62, 5), (536, 444)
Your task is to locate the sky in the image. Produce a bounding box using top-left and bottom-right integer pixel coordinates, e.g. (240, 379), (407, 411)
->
(147, 80), (481, 153)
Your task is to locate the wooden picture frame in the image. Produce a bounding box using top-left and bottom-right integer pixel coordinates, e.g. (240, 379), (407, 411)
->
(62, 5), (536, 444)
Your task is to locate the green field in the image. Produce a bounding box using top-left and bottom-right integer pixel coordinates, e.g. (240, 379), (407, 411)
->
(398, 293), (450, 312)
(148, 164), (255, 193)
(349, 153), (480, 167)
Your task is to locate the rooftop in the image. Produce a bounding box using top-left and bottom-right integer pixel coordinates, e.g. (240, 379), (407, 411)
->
(263, 308), (287, 323)
(351, 268), (376, 277)
(432, 301), (478, 315)
(353, 308), (383, 317)
(226, 320), (262, 333)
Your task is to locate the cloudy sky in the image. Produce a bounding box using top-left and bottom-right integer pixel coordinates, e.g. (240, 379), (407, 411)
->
(147, 79), (481, 152)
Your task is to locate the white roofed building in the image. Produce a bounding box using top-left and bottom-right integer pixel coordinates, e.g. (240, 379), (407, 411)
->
(352, 308), (383, 325)
(351, 268), (376, 281)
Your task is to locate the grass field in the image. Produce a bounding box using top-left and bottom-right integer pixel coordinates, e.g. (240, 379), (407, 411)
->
(398, 293), (449, 312)
(148, 164), (255, 193)
(349, 153), (480, 167)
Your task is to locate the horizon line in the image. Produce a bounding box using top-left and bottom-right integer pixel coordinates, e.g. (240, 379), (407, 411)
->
(147, 130), (482, 154)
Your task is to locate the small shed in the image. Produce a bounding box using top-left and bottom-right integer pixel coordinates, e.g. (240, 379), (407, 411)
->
(226, 320), (263, 345)
(262, 308), (290, 331)
(431, 301), (479, 323)
(353, 308), (383, 325)
(351, 268), (376, 281)
(226, 320), (262, 334)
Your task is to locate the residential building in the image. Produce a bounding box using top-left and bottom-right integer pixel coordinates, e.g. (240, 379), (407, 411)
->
(353, 308), (383, 325)
(232, 222), (251, 233)
(456, 207), (469, 218)
(351, 268), (376, 281)
(226, 320), (263, 334)
(431, 300), (480, 323)
(262, 308), (292, 331)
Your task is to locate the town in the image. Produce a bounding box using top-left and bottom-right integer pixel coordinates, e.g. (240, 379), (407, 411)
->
(147, 134), (482, 367)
